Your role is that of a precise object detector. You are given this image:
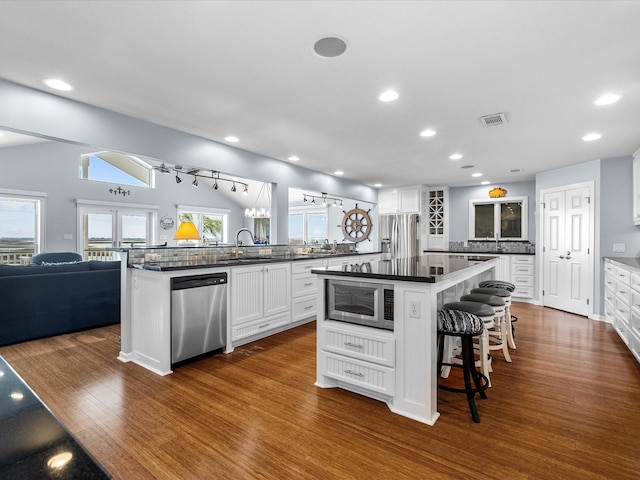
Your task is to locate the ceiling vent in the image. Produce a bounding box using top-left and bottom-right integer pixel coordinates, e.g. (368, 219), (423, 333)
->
(479, 112), (507, 127)
(510, 168), (523, 174)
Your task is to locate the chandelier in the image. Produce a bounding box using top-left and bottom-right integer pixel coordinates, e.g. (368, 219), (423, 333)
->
(153, 162), (248, 194)
(245, 182), (271, 218)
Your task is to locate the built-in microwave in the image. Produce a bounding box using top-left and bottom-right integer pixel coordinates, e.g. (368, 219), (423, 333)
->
(326, 279), (394, 330)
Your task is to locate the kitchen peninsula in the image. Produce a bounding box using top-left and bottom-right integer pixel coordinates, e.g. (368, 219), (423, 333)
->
(115, 244), (381, 375)
(312, 254), (498, 426)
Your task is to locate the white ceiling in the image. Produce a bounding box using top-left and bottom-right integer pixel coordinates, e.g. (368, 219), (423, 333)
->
(1, 1), (640, 188)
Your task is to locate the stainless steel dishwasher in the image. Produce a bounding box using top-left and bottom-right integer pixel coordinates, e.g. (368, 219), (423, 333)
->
(170, 272), (227, 366)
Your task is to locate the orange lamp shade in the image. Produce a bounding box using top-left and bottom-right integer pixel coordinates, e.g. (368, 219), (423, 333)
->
(173, 221), (201, 241)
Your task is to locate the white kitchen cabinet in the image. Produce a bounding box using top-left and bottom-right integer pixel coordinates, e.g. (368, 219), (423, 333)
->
(378, 186), (421, 214)
(510, 255), (534, 298)
(291, 259), (323, 323)
(231, 262), (291, 341)
(604, 258), (640, 365)
(633, 149), (640, 225)
(318, 321), (395, 396)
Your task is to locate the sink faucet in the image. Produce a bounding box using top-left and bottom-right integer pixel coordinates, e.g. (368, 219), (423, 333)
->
(236, 228), (255, 248)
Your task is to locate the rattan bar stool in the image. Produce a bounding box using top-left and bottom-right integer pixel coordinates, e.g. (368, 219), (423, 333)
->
(437, 309), (489, 423)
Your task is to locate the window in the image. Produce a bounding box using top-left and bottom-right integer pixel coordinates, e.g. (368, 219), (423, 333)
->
(80, 151), (153, 188)
(177, 205), (229, 244)
(77, 201), (157, 260)
(288, 209), (327, 244)
(469, 197), (527, 240)
(0, 190), (44, 264)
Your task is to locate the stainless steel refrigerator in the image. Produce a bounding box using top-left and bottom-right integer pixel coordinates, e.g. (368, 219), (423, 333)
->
(380, 214), (420, 259)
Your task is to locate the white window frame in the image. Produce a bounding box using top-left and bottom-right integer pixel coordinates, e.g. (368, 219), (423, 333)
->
(0, 188), (46, 257)
(468, 196), (528, 241)
(176, 204), (230, 244)
(288, 206), (328, 244)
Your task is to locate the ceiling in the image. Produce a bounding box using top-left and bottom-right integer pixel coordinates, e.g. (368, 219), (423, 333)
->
(1, 1), (640, 188)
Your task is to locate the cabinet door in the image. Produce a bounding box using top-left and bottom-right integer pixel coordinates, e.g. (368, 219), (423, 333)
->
(263, 263), (291, 317)
(378, 190), (398, 214)
(398, 187), (420, 213)
(231, 265), (264, 325)
(634, 154), (640, 225)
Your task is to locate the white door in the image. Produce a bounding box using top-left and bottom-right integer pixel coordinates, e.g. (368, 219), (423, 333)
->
(542, 184), (593, 316)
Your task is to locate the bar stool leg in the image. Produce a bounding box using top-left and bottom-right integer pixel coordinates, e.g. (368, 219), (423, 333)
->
(505, 301), (517, 349)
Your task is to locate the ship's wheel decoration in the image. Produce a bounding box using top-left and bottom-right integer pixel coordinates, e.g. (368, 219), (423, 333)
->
(341, 204), (372, 243)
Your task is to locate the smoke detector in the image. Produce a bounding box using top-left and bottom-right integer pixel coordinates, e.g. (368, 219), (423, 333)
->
(479, 112), (508, 127)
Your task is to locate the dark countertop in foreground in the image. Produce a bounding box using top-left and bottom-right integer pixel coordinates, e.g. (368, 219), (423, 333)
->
(133, 251), (381, 272)
(0, 356), (111, 479)
(312, 253), (497, 283)
(423, 249), (535, 256)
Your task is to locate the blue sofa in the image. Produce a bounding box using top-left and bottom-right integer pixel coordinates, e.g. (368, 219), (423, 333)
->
(0, 260), (121, 346)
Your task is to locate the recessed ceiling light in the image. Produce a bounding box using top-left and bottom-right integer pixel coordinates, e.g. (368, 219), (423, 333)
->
(43, 78), (73, 91)
(313, 36), (348, 58)
(420, 129), (436, 137)
(334, 170), (344, 176)
(288, 156), (299, 162)
(582, 133), (602, 141)
(481, 181), (490, 185)
(374, 183), (382, 187)
(449, 153), (463, 160)
(224, 136), (239, 143)
(378, 90), (399, 102)
(594, 93), (621, 106)
(471, 172), (483, 177)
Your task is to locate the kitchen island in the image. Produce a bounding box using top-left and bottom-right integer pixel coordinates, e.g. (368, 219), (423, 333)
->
(312, 253), (497, 426)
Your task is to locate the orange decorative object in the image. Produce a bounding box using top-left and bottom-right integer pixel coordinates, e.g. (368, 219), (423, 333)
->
(488, 187), (507, 198)
(173, 221), (201, 241)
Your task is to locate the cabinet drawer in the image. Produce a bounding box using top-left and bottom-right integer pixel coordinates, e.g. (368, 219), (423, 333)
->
(603, 274), (616, 291)
(511, 275), (534, 287)
(320, 351), (395, 396)
(630, 307), (640, 337)
(615, 297), (631, 322)
(512, 286), (533, 298)
(292, 296), (317, 322)
(604, 299), (615, 323)
(511, 255), (534, 265)
(231, 313), (290, 341)
(615, 280), (632, 303)
(511, 263), (533, 276)
(613, 316), (630, 346)
(604, 286), (616, 306)
(292, 274), (318, 298)
(291, 259), (324, 275)
(604, 262), (615, 275)
(615, 267), (631, 285)
(321, 323), (395, 367)
(631, 272), (640, 293)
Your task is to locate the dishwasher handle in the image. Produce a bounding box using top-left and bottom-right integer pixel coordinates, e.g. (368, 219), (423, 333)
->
(171, 273), (228, 290)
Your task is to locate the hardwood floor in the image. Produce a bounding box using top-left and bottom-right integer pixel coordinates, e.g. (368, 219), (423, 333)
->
(1, 303), (639, 479)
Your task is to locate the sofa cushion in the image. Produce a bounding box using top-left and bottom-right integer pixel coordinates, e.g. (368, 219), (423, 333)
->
(31, 252), (83, 265)
(0, 262), (91, 277)
(88, 260), (121, 270)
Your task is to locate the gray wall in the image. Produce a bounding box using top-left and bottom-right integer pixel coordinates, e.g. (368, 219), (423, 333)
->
(0, 79), (377, 245)
(448, 181), (536, 242)
(0, 140), (247, 252)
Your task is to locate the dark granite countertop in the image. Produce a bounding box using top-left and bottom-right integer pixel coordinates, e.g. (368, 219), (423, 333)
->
(311, 254), (497, 283)
(0, 356), (111, 479)
(423, 249), (535, 256)
(133, 251), (381, 272)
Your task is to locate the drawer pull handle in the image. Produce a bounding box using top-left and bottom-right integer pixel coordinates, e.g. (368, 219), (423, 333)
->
(304, 305), (314, 310)
(304, 283), (313, 287)
(344, 369), (364, 377)
(258, 323), (270, 329)
(344, 342), (364, 349)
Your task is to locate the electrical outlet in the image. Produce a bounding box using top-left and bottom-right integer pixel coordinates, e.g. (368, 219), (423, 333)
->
(409, 301), (420, 318)
(613, 243), (626, 253)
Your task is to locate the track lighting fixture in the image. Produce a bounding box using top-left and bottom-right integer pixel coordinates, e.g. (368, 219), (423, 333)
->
(154, 162), (248, 194)
(301, 192), (343, 208)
